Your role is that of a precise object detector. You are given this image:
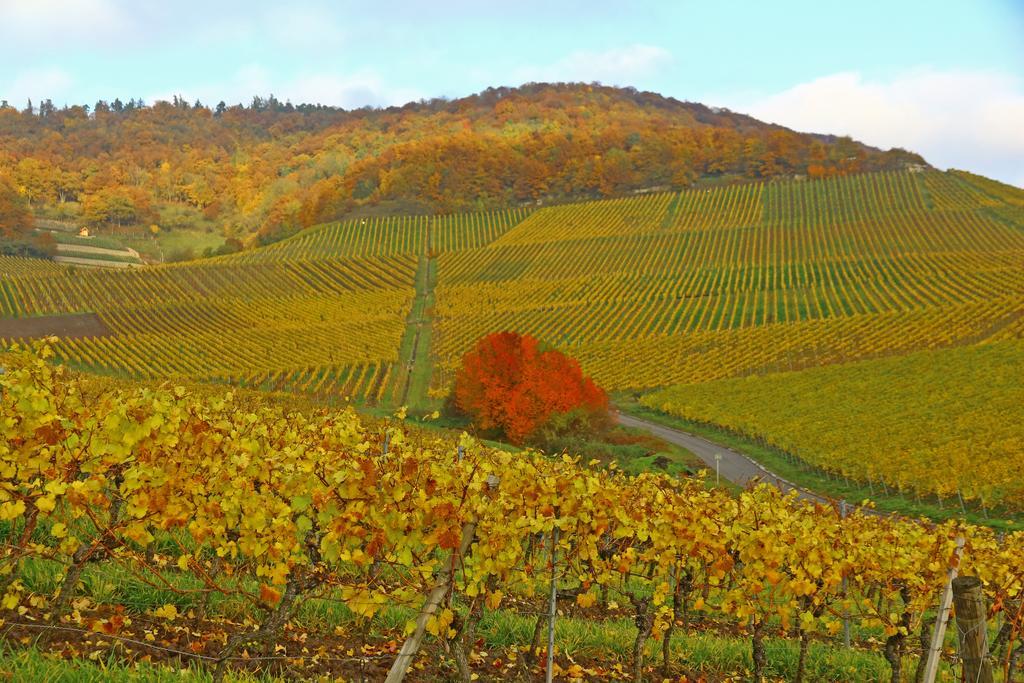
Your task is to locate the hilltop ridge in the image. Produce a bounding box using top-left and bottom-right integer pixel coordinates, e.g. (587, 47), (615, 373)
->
(0, 83), (925, 247)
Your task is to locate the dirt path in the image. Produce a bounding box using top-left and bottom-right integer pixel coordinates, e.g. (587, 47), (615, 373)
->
(56, 243), (140, 259)
(617, 412), (839, 507)
(54, 256), (142, 269)
(0, 312), (111, 339)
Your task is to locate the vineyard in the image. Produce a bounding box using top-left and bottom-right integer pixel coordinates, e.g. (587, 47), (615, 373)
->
(0, 208), (544, 409)
(229, 207), (533, 263)
(0, 208), (535, 404)
(642, 340), (1024, 510)
(431, 170), (1024, 391)
(1, 170), (1022, 505)
(0, 167), (1023, 679)
(0, 253), (418, 402)
(3, 170), (1021, 408)
(2, 345), (1024, 682)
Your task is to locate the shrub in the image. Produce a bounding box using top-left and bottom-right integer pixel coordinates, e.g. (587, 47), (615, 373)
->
(452, 331), (608, 445)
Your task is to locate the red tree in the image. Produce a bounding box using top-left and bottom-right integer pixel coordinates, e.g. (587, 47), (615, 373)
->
(453, 331), (608, 445)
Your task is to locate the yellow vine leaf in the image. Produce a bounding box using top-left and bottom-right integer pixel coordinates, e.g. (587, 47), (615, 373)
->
(150, 604), (178, 620)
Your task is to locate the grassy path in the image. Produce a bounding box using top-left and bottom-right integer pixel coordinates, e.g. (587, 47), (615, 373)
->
(402, 255), (438, 412)
(53, 255), (143, 268)
(386, 255), (428, 408)
(54, 242), (141, 259)
(388, 230), (439, 412)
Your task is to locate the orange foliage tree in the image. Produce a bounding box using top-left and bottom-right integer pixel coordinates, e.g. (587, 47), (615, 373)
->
(453, 331), (608, 445)
(0, 175), (33, 238)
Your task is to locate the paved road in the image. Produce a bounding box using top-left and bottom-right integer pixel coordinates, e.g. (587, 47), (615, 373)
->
(618, 412), (831, 506)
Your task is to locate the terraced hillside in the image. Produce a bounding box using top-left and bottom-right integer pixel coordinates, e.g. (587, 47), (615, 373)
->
(1, 171), (1022, 483)
(431, 170), (1024, 391)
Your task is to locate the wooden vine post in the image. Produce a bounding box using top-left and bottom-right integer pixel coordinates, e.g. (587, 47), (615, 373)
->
(545, 518), (560, 683)
(840, 499), (851, 649)
(952, 576), (994, 683)
(385, 474), (498, 683)
(921, 536), (964, 683)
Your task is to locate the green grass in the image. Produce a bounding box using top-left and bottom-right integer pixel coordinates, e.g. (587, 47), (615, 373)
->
(34, 218), (80, 232)
(386, 255), (430, 409)
(42, 224), (230, 264)
(7, 535), (981, 683)
(616, 395), (1022, 531)
(0, 646), (277, 682)
(123, 229), (227, 262)
(382, 403), (708, 479)
(42, 230), (132, 252)
(405, 318), (436, 412)
(387, 253), (441, 413)
(405, 256), (439, 413)
(0, 616), (906, 682)
(554, 425), (708, 480)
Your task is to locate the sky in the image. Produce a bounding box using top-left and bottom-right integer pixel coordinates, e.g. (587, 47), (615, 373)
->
(1, 0), (1022, 186)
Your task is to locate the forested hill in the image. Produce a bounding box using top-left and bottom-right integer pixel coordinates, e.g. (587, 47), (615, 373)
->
(0, 82), (925, 245)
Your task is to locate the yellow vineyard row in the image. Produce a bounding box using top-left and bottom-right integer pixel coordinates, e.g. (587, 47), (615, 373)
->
(2, 345), (1023, 679)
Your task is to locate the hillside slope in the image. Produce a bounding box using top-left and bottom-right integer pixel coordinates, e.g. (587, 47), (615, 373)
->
(0, 167), (1021, 511)
(0, 83), (924, 244)
(643, 340), (1024, 509)
(431, 169), (1024, 391)
(0, 167), (1020, 406)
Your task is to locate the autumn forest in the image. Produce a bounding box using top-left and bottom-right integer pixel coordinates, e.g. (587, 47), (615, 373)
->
(1, 83), (924, 251)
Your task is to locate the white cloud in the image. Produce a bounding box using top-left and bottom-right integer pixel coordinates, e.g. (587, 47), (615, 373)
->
(516, 44), (672, 86)
(0, 0), (130, 43)
(1, 67), (74, 106)
(713, 69), (1024, 187)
